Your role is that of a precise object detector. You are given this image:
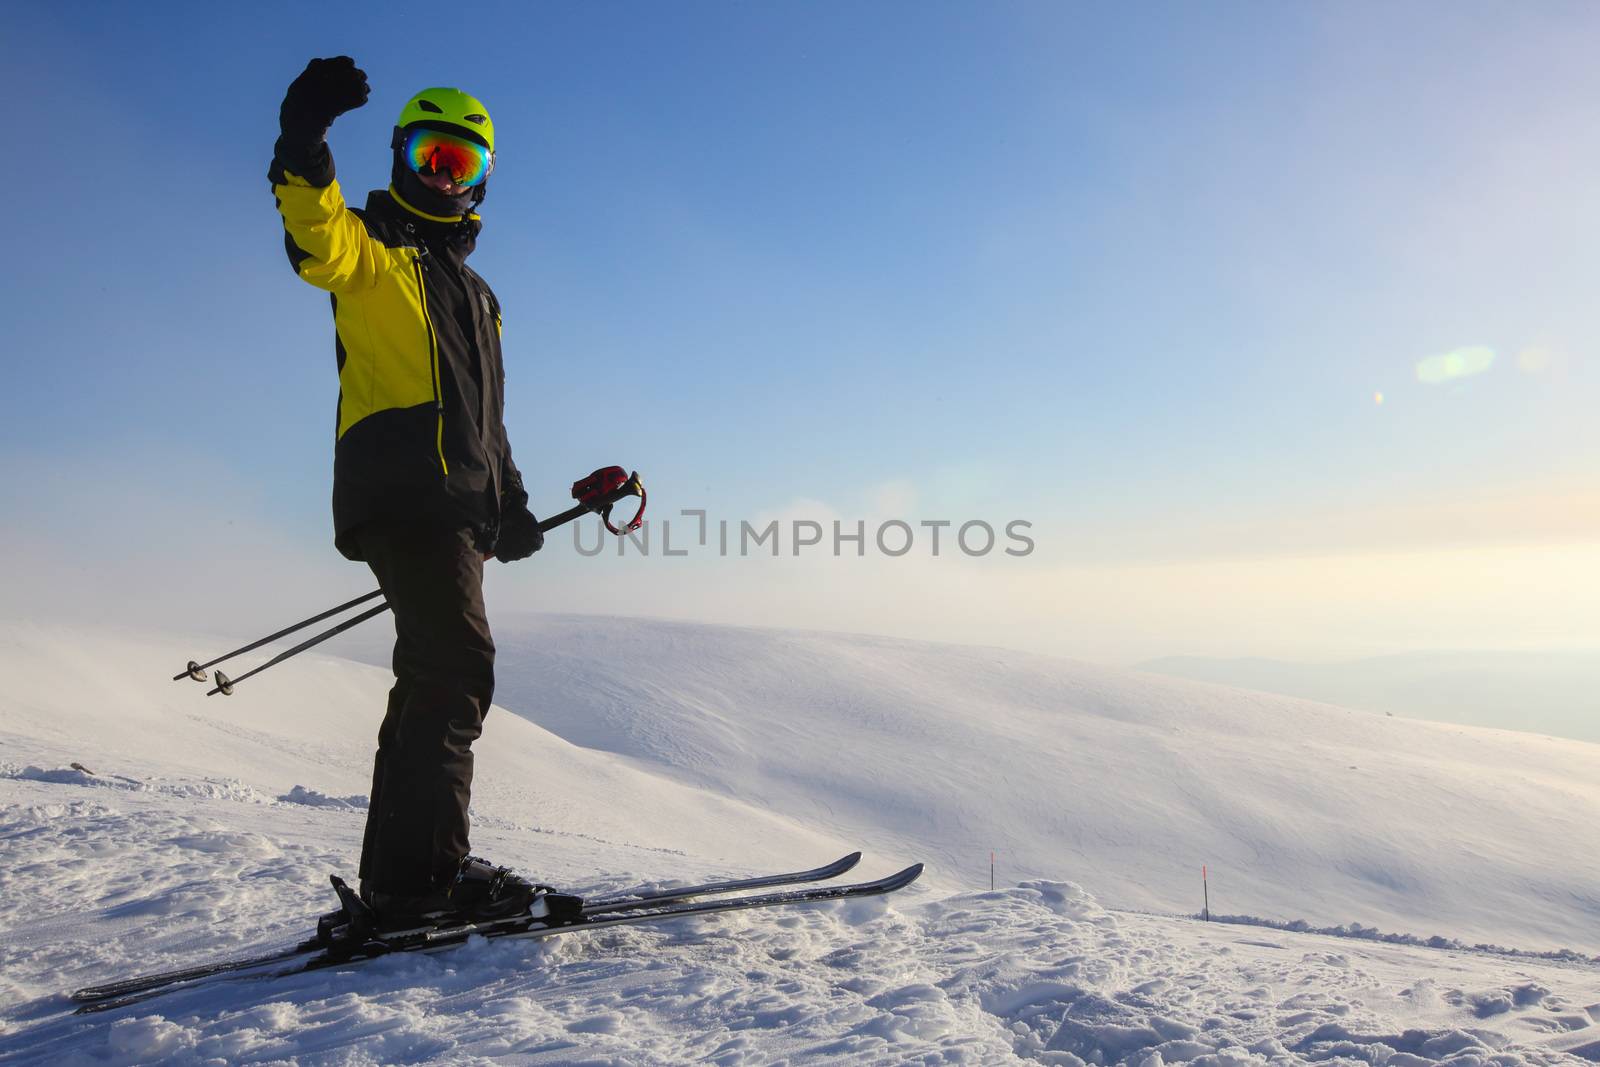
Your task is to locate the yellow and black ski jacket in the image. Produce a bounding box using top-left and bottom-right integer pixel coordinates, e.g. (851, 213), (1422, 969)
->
(270, 152), (523, 562)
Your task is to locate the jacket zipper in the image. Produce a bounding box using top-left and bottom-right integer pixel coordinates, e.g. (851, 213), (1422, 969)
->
(459, 266), (501, 508)
(411, 253), (449, 476)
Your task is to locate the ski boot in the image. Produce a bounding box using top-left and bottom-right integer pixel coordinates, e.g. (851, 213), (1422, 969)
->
(363, 856), (584, 932)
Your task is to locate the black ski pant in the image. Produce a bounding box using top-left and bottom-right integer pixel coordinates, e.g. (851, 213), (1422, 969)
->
(354, 523), (495, 895)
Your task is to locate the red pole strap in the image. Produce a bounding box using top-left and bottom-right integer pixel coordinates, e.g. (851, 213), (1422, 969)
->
(571, 466), (647, 535)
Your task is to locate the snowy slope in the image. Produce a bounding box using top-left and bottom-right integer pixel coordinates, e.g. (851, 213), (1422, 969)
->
(0, 620), (851, 883)
(4, 618), (1600, 1065)
(5, 776), (1600, 1065)
(459, 614), (1600, 954)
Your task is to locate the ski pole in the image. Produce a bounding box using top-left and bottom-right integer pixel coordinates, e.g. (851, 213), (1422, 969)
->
(203, 506), (571, 698)
(174, 590), (387, 684)
(208, 602), (392, 696)
(202, 467), (646, 697)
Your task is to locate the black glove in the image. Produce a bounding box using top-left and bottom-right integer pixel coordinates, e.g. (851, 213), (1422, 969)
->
(496, 503), (545, 563)
(279, 56), (369, 149)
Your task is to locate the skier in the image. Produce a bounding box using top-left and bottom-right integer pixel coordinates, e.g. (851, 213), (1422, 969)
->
(269, 56), (551, 927)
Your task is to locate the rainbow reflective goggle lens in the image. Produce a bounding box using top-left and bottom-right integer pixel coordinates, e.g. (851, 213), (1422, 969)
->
(402, 127), (494, 187)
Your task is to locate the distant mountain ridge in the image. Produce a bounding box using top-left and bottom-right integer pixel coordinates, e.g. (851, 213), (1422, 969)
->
(1138, 649), (1600, 744)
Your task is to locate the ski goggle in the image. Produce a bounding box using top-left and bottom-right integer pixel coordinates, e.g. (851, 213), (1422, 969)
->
(401, 127), (494, 187)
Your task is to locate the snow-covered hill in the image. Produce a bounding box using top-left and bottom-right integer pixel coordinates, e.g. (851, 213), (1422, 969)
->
(3, 617), (1600, 1065)
(0, 620), (847, 877)
(463, 614), (1600, 953)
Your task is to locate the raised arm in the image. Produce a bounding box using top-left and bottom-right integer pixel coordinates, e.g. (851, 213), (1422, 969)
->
(267, 57), (385, 293)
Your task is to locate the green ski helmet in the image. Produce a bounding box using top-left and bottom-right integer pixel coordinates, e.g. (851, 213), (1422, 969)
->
(391, 87), (496, 214)
(395, 87), (495, 152)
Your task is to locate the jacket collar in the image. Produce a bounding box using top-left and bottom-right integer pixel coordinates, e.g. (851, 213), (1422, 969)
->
(365, 187), (482, 260)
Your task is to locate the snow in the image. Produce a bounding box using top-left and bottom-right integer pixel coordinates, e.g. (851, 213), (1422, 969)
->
(471, 614), (1600, 952)
(2, 615), (1600, 1064)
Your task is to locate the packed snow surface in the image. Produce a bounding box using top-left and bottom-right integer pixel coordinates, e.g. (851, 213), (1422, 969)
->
(2, 616), (1599, 1064)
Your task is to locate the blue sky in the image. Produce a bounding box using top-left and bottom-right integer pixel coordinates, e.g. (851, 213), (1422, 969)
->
(4, 1), (1598, 663)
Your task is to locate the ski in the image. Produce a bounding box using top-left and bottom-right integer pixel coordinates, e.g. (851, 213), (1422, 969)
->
(75, 861), (921, 1015)
(582, 849), (861, 915)
(70, 851), (862, 1006)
